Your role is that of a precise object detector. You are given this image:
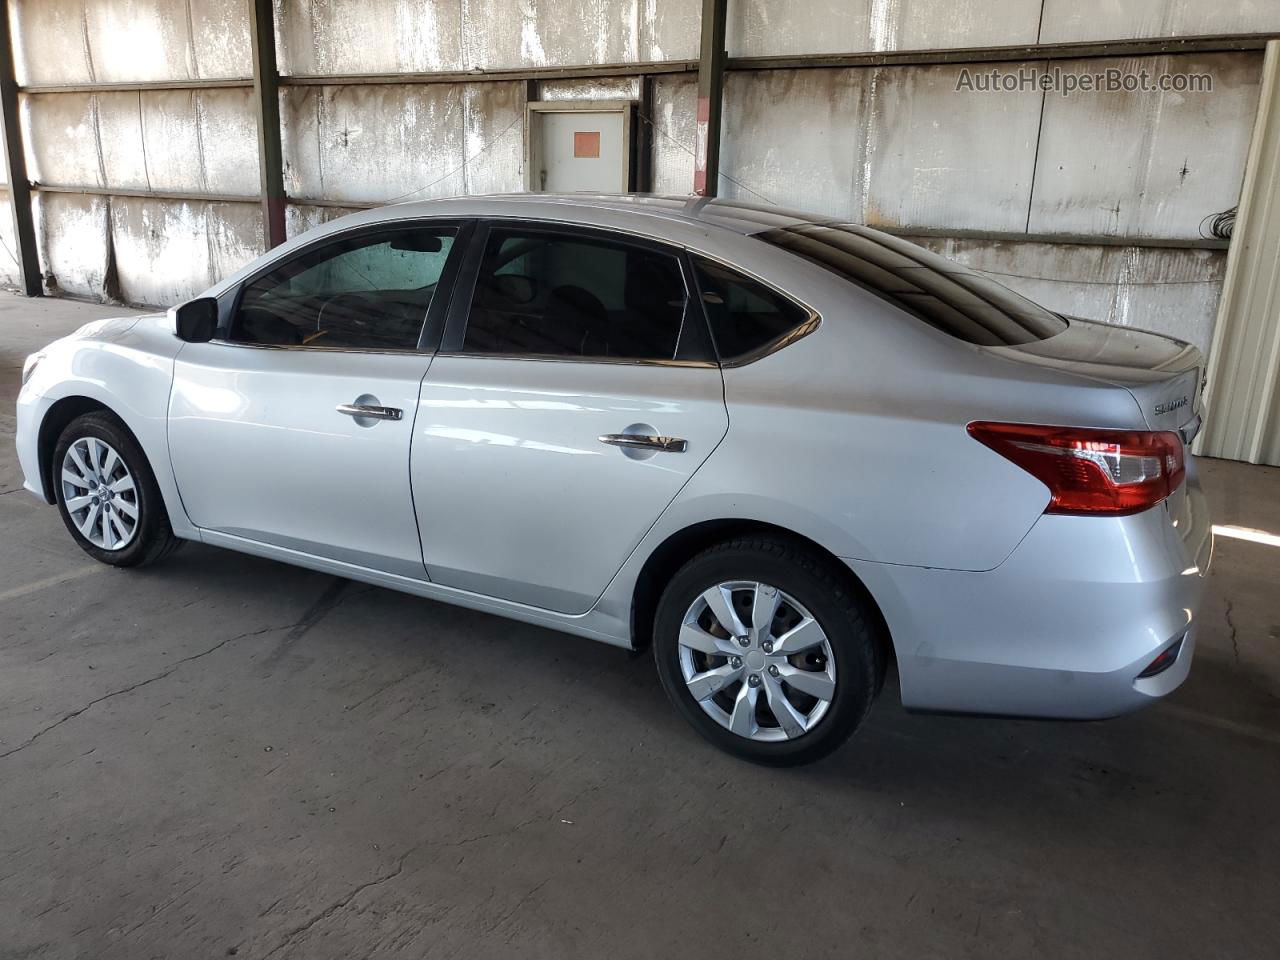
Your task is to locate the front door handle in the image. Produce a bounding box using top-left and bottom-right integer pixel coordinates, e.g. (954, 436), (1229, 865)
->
(337, 403), (403, 421)
(598, 433), (687, 453)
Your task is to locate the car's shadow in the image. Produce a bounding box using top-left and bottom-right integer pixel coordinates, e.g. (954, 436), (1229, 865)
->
(134, 542), (1277, 838)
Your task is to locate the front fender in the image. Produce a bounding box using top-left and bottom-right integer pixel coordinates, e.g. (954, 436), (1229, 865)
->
(17, 316), (197, 540)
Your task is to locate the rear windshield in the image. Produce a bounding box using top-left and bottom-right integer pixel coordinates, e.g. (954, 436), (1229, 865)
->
(757, 223), (1067, 346)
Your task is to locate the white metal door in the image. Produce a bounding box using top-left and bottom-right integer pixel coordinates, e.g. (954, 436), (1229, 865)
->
(530, 106), (630, 192)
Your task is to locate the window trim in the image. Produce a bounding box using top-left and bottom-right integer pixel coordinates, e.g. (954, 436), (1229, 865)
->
(436, 218), (719, 368)
(216, 218), (473, 355)
(687, 251), (822, 368)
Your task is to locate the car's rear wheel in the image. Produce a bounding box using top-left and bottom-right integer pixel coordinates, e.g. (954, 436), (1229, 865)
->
(53, 411), (182, 568)
(653, 537), (885, 766)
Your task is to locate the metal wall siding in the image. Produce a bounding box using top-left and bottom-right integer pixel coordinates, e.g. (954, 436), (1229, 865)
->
(1201, 41), (1280, 464)
(1028, 52), (1264, 240)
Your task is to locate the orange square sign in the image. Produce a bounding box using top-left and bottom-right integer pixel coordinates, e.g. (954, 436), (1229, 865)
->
(574, 130), (601, 158)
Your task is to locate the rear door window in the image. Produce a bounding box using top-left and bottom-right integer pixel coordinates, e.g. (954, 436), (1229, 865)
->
(460, 227), (702, 362)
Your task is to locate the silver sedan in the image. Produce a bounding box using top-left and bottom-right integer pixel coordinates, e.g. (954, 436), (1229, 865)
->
(15, 194), (1212, 765)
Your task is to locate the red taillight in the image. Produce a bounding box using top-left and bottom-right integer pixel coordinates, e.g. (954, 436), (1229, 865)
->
(967, 421), (1185, 516)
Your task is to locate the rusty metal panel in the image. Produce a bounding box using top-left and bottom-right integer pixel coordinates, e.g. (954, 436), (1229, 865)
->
(1029, 52), (1264, 240)
(909, 235), (1226, 354)
(281, 81), (522, 204)
(728, 0), (1041, 58)
(108, 198), (261, 305)
(11, 0), (251, 85)
(650, 73), (696, 194)
(1041, 1), (1280, 45)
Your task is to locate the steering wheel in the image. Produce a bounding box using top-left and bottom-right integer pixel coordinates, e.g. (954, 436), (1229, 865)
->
(314, 291), (379, 342)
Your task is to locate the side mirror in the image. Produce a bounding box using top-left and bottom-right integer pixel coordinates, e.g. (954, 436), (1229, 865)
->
(169, 297), (218, 343)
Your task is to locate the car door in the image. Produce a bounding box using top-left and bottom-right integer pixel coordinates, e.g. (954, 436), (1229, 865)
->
(411, 222), (730, 614)
(168, 221), (466, 578)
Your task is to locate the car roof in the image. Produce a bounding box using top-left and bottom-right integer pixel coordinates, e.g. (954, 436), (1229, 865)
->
(367, 193), (831, 237)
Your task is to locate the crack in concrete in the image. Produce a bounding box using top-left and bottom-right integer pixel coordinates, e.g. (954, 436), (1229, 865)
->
(258, 847), (419, 959)
(1225, 600), (1240, 665)
(0, 623), (289, 761)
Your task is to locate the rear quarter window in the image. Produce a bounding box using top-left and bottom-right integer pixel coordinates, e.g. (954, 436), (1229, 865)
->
(691, 257), (814, 363)
(757, 223), (1067, 346)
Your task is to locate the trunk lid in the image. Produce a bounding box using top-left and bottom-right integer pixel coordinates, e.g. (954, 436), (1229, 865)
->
(985, 316), (1204, 435)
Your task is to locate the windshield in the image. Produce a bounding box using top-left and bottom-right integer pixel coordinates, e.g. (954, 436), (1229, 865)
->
(757, 222), (1068, 346)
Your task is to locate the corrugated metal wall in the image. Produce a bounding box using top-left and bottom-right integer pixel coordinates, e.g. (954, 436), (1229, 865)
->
(1, 0), (1278, 359)
(1200, 40), (1280, 465)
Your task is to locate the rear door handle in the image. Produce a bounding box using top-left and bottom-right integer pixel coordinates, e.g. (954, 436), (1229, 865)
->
(598, 433), (687, 453)
(337, 403), (403, 421)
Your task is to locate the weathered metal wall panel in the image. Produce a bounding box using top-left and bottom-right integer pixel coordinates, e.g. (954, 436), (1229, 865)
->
(720, 53), (1258, 241)
(910, 236), (1226, 355)
(650, 73), (696, 194)
(720, 64), (1040, 230)
(720, 69), (865, 214)
(1200, 40), (1280, 465)
(276, 0), (700, 75)
(280, 81), (523, 205)
(285, 202), (363, 239)
(11, 0), (251, 85)
(0, 194), (19, 288)
(108, 198), (261, 305)
(1041, 0), (1280, 45)
(729, 0), (1280, 58)
(859, 63), (1039, 231)
(728, 0), (1041, 58)
(21, 94), (105, 188)
(1029, 53), (1263, 240)
(276, 0), (466, 74)
(540, 78), (643, 101)
(22, 89), (259, 196)
(34, 191), (111, 299)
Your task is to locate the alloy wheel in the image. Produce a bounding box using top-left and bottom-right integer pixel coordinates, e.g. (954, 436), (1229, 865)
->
(677, 580), (837, 742)
(61, 437), (140, 551)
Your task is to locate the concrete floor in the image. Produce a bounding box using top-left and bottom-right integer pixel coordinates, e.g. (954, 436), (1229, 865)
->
(1, 291), (1277, 960)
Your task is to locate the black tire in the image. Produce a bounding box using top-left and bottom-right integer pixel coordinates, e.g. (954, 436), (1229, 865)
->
(52, 411), (183, 568)
(653, 537), (886, 766)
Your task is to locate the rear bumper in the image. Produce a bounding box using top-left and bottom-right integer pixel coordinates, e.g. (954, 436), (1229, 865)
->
(847, 470), (1213, 719)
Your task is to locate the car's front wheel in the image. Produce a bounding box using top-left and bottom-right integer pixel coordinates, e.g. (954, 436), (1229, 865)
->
(53, 411), (182, 567)
(653, 537), (885, 766)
